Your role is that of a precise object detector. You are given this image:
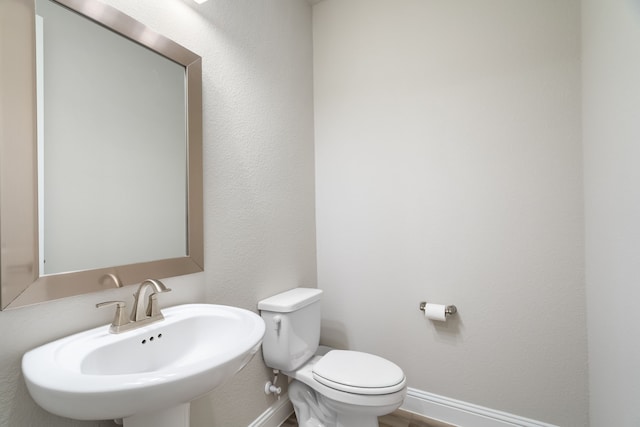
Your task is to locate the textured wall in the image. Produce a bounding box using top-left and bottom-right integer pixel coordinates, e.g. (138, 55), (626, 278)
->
(313, 1), (587, 425)
(583, 0), (640, 425)
(0, 0), (315, 426)
(185, 0), (317, 425)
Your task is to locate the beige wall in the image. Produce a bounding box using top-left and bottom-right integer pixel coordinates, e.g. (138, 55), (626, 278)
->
(313, 0), (587, 425)
(583, 0), (640, 424)
(0, 1), (315, 426)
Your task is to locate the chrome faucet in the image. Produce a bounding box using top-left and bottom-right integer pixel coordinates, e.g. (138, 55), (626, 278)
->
(97, 279), (172, 334)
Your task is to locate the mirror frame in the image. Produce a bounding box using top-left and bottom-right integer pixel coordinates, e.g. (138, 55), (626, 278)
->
(0, 0), (203, 310)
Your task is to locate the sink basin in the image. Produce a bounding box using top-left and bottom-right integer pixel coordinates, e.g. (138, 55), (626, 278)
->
(22, 304), (265, 423)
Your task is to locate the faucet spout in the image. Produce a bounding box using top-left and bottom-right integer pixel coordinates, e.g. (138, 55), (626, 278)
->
(130, 279), (171, 322)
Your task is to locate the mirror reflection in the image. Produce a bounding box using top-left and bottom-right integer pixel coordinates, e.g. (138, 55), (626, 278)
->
(0, 0), (203, 310)
(36, 0), (188, 275)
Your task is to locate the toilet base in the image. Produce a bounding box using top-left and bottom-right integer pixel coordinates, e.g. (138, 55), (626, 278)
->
(289, 380), (380, 427)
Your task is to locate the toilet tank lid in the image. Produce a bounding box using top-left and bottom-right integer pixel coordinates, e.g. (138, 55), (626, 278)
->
(258, 288), (322, 313)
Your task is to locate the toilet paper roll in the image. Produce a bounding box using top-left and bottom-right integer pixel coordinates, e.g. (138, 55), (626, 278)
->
(424, 303), (447, 321)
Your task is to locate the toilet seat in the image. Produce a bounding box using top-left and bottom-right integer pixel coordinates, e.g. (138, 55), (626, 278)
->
(312, 350), (405, 395)
(286, 354), (407, 408)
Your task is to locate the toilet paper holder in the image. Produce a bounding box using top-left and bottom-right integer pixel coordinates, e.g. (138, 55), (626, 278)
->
(419, 301), (457, 317)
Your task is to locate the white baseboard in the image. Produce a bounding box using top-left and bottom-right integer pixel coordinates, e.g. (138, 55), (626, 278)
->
(248, 393), (294, 427)
(247, 388), (557, 427)
(402, 388), (558, 427)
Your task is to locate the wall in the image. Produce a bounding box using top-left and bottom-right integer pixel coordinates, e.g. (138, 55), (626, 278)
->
(583, 0), (640, 425)
(313, 1), (587, 425)
(181, 0), (316, 424)
(0, 0), (315, 426)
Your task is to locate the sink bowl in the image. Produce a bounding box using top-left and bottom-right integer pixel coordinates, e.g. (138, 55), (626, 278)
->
(22, 304), (265, 423)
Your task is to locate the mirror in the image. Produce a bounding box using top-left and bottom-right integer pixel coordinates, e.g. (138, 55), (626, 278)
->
(0, 0), (203, 310)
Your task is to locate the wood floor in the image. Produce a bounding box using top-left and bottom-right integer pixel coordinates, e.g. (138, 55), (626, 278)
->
(281, 409), (455, 427)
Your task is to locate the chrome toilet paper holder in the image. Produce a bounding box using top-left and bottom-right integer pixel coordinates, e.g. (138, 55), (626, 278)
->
(419, 301), (457, 317)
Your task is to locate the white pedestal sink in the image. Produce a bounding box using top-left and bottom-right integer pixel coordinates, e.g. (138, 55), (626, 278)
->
(22, 304), (265, 427)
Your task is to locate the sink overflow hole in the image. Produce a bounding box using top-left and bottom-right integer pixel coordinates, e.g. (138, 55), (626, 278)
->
(141, 334), (163, 345)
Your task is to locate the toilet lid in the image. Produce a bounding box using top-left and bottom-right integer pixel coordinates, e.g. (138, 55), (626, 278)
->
(312, 350), (406, 395)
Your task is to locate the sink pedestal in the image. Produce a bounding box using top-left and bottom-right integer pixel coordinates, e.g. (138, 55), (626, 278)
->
(123, 403), (189, 427)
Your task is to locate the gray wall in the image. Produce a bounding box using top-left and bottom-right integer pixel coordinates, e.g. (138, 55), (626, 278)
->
(583, 0), (640, 424)
(0, 0), (315, 426)
(313, 0), (587, 425)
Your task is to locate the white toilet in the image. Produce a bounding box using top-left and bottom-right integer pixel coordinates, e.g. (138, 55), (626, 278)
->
(258, 288), (407, 427)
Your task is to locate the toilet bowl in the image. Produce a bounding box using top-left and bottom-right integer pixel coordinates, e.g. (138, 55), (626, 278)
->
(258, 288), (407, 427)
(287, 352), (406, 427)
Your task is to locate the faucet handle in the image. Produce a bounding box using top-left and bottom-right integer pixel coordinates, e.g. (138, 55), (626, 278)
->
(96, 300), (129, 332)
(145, 287), (172, 318)
(146, 293), (160, 318)
(143, 279), (171, 318)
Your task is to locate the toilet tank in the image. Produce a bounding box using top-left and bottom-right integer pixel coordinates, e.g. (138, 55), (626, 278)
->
(258, 288), (323, 372)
